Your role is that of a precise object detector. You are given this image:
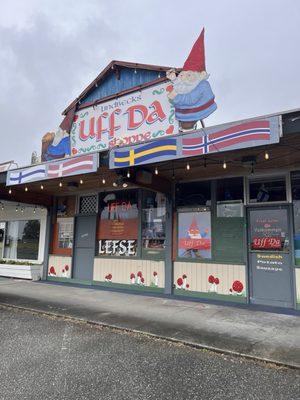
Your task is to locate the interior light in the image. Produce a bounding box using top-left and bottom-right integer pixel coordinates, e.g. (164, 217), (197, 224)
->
(80, 179), (83, 184)
(264, 151), (269, 160)
(223, 160), (227, 169)
(40, 184), (44, 190)
(8, 189), (12, 194)
(113, 182), (118, 187)
(25, 187), (28, 192)
(122, 183), (128, 188)
(102, 178), (106, 184)
(59, 182), (63, 187)
(154, 167), (158, 175)
(186, 162), (190, 171)
(127, 170), (130, 178)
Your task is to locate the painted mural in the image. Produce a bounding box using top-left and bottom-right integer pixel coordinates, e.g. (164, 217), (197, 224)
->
(167, 28), (217, 130)
(70, 81), (178, 156)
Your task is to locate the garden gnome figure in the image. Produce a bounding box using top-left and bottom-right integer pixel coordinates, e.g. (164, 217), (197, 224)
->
(167, 28), (217, 130)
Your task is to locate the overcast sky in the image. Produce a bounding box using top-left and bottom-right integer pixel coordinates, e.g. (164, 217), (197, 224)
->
(1, 0), (299, 167)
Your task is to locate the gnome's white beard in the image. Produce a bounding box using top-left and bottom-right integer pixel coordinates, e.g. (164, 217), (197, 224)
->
(173, 78), (200, 94)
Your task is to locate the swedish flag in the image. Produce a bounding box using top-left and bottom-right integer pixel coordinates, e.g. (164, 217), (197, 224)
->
(114, 138), (177, 167)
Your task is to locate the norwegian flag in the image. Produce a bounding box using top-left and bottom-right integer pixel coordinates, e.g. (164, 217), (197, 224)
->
(47, 154), (97, 178)
(182, 120), (271, 156)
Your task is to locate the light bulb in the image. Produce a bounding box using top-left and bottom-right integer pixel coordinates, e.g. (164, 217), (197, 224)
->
(127, 170), (130, 178)
(80, 179), (83, 184)
(102, 178), (106, 184)
(223, 161), (227, 169)
(264, 151), (269, 160)
(25, 187), (28, 192)
(59, 182), (62, 187)
(122, 183), (128, 188)
(8, 189), (12, 194)
(113, 182), (118, 187)
(40, 185), (44, 190)
(186, 163), (190, 171)
(154, 167), (158, 175)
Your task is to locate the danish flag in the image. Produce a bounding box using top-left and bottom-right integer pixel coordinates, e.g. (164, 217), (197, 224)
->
(47, 154), (95, 178)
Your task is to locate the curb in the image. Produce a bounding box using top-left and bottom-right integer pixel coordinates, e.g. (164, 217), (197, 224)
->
(1, 302), (299, 370)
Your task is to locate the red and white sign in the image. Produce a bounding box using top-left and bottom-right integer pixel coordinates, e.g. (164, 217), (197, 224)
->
(252, 237), (282, 250)
(70, 81), (178, 156)
(179, 238), (211, 250)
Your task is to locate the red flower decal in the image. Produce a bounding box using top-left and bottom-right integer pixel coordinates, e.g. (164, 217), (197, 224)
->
(182, 274), (187, 279)
(177, 277), (183, 286)
(107, 273), (112, 280)
(73, 115), (78, 122)
(72, 148), (78, 155)
(130, 273), (135, 280)
(186, 284), (190, 289)
(214, 277), (220, 285)
(65, 265), (69, 271)
(137, 271), (143, 278)
(153, 271), (158, 276)
(208, 275), (215, 284)
(49, 266), (56, 275)
(166, 84), (173, 93)
(141, 277), (145, 283)
(232, 280), (243, 293)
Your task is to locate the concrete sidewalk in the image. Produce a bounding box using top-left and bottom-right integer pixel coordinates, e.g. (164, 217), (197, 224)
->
(0, 277), (299, 368)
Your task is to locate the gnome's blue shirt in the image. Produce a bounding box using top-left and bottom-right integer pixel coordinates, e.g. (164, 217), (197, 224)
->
(45, 136), (71, 161)
(171, 79), (217, 122)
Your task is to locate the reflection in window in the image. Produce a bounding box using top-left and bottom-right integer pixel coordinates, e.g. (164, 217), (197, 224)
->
(291, 172), (300, 265)
(57, 218), (73, 249)
(142, 191), (166, 252)
(176, 181), (211, 207)
(249, 177), (286, 203)
(216, 177), (244, 217)
(3, 220), (40, 260)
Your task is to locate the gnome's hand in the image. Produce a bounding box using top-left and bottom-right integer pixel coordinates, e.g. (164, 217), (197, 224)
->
(167, 90), (177, 100)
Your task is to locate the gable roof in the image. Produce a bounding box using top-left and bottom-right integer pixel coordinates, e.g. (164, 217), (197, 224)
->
(62, 60), (179, 115)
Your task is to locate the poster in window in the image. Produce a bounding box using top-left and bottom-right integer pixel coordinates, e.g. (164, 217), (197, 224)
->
(178, 211), (211, 259)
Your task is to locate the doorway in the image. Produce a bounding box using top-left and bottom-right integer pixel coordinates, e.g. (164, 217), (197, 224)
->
(247, 205), (294, 308)
(72, 214), (97, 281)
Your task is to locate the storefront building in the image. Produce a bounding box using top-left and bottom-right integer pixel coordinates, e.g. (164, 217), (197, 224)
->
(1, 43), (300, 310)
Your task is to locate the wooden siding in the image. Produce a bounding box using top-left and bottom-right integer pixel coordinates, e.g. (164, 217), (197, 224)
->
(81, 67), (163, 106)
(174, 262), (246, 295)
(93, 258), (165, 288)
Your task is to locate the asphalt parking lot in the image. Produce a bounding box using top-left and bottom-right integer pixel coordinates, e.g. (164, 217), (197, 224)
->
(0, 306), (299, 400)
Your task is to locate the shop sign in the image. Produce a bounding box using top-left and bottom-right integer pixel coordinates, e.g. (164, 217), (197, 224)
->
(70, 82), (178, 156)
(98, 239), (137, 256)
(251, 236), (282, 250)
(6, 153), (98, 186)
(110, 115), (281, 168)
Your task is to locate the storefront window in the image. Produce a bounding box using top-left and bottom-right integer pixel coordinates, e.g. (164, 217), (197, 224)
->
(98, 190), (138, 256)
(57, 218), (73, 249)
(142, 191), (166, 257)
(176, 181), (211, 207)
(291, 172), (300, 265)
(217, 177), (244, 217)
(249, 177), (286, 203)
(3, 220), (40, 260)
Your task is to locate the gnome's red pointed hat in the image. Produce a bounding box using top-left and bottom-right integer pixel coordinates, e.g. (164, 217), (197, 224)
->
(183, 28), (206, 72)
